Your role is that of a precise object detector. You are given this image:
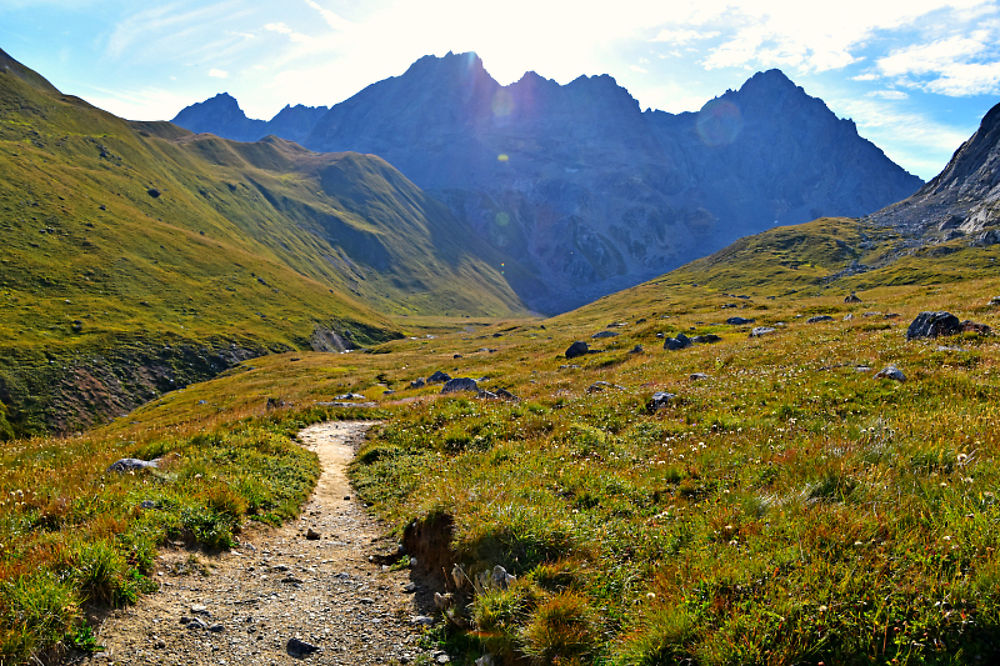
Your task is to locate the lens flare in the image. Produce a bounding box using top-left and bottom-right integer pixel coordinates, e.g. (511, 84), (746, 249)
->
(696, 99), (743, 147)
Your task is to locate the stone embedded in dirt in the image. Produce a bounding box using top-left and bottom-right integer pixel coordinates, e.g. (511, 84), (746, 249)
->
(565, 340), (590, 358)
(989, 296), (1000, 306)
(690, 373), (710, 381)
(629, 344), (644, 354)
(492, 565), (516, 589)
(906, 311), (962, 340)
(843, 313), (855, 321)
(306, 528), (321, 540)
(409, 378), (426, 389)
(749, 327), (776, 338)
(649, 392), (676, 410)
(190, 604), (210, 615)
(691, 334), (722, 344)
(107, 458), (159, 473)
(663, 333), (691, 350)
(185, 617), (209, 630)
(591, 330), (618, 339)
(494, 388), (519, 401)
(875, 365), (906, 382)
(807, 315), (834, 323)
(427, 370), (451, 383)
(961, 320), (992, 335)
(845, 292), (863, 303)
(410, 615), (435, 626)
(403, 582), (418, 593)
(726, 316), (755, 325)
(383, 389), (395, 395)
(587, 381), (612, 393)
(287, 637), (320, 658)
(477, 390), (498, 399)
(441, 377), (479, 393)
(207, 623), (224, 633)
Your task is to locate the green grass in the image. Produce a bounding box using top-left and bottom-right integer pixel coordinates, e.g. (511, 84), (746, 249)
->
(0, 53), (526, 437)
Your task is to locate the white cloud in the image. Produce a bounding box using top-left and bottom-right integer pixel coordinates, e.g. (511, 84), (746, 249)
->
(304, 0), (352, 31)
(829, 95), (972, 175)
(867, 89), (908, 99)
(876, 33), (1000, 96)
(650, 28), (719, 45)
(208, 68), (228, 78)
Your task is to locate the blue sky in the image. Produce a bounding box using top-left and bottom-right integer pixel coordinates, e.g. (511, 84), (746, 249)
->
(2, 0), (1000, 180)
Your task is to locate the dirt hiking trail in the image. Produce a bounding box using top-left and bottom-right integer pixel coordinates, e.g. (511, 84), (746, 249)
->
(74, 421), (434, 665)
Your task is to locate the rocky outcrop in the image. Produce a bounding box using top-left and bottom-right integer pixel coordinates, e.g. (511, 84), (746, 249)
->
(175, 54), (922, 313)
(868, 101), (1000, 245)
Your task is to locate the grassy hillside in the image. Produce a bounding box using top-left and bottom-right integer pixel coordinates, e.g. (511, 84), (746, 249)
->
(0, 50), (524, 436)
(5, 212), (1000, 663)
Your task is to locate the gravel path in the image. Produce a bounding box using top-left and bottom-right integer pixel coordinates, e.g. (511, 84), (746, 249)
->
(72, 421), (433, 665)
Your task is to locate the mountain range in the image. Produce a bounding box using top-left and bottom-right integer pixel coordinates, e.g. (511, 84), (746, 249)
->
(174, 52), (923, 311)
(0, 47), (522, 435)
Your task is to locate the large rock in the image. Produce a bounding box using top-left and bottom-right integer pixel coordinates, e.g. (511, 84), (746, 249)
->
(749, 326), (776, 338)
(441, 377), (479, 394)
(663, 333), (691, 350)
(648, 392), (676, 410)
(108, 458), (159, 473)
(565, 341), (590, 359)
(905, 312), (961, 340)
(427, 370), (452, 383)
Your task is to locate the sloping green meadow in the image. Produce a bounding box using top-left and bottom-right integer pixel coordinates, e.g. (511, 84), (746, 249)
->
(5, 227), (1000, 663)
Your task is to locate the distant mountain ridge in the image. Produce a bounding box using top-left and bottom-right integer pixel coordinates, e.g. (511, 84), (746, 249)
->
(174, 52), (923, 312)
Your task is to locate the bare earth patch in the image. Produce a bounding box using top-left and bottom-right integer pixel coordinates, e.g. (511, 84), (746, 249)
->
(72, 421), (430, 665)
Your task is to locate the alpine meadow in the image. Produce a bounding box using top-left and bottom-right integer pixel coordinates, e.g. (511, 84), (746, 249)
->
(2, 10), (1000, 666)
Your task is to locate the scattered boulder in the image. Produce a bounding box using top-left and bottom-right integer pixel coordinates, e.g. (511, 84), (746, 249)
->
(591, 330), (619, 339)
(492, 565), (516, 589)
(108, 458), (159, 473)
(749, 327), (776, 338)
(989, 296), (1000, 306)
(961, 320), (992, 335)
(494, 388), (519, 402)
(146, 188), (161, 198)
(409, 378), (426, 389)
(629, 344), (644, 354)
(427, 370), (452, 383)
(565, 341), (590, 359)
(725, 316), (755, 325)
(587, 381), (612, 393)
(648, 392), (676, 410)
(477, 390), (498, 399)
(442, 377), (479, 394)
(906, 312), (961, 340)
(689, 373), (710, 381)
(286, 637), (320, 658)
(843, 313), (854, 321)
(807, 315), (834, 323)
(306, 528), (321, 540)
(875, 365), (906, 382)
(691, 334), (722, 344)
(663, 333), (691, 350)
(845, 292), (862, 303)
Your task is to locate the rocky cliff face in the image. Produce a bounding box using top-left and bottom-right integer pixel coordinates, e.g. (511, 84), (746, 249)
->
(868, 101), (1000, 245)
(174, 53), (923, 312)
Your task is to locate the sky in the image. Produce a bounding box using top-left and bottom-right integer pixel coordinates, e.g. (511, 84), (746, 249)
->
(2, 1), (1000, 180)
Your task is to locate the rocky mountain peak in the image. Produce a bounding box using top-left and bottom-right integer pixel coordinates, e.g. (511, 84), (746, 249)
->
(868, 100), (1000, 243)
